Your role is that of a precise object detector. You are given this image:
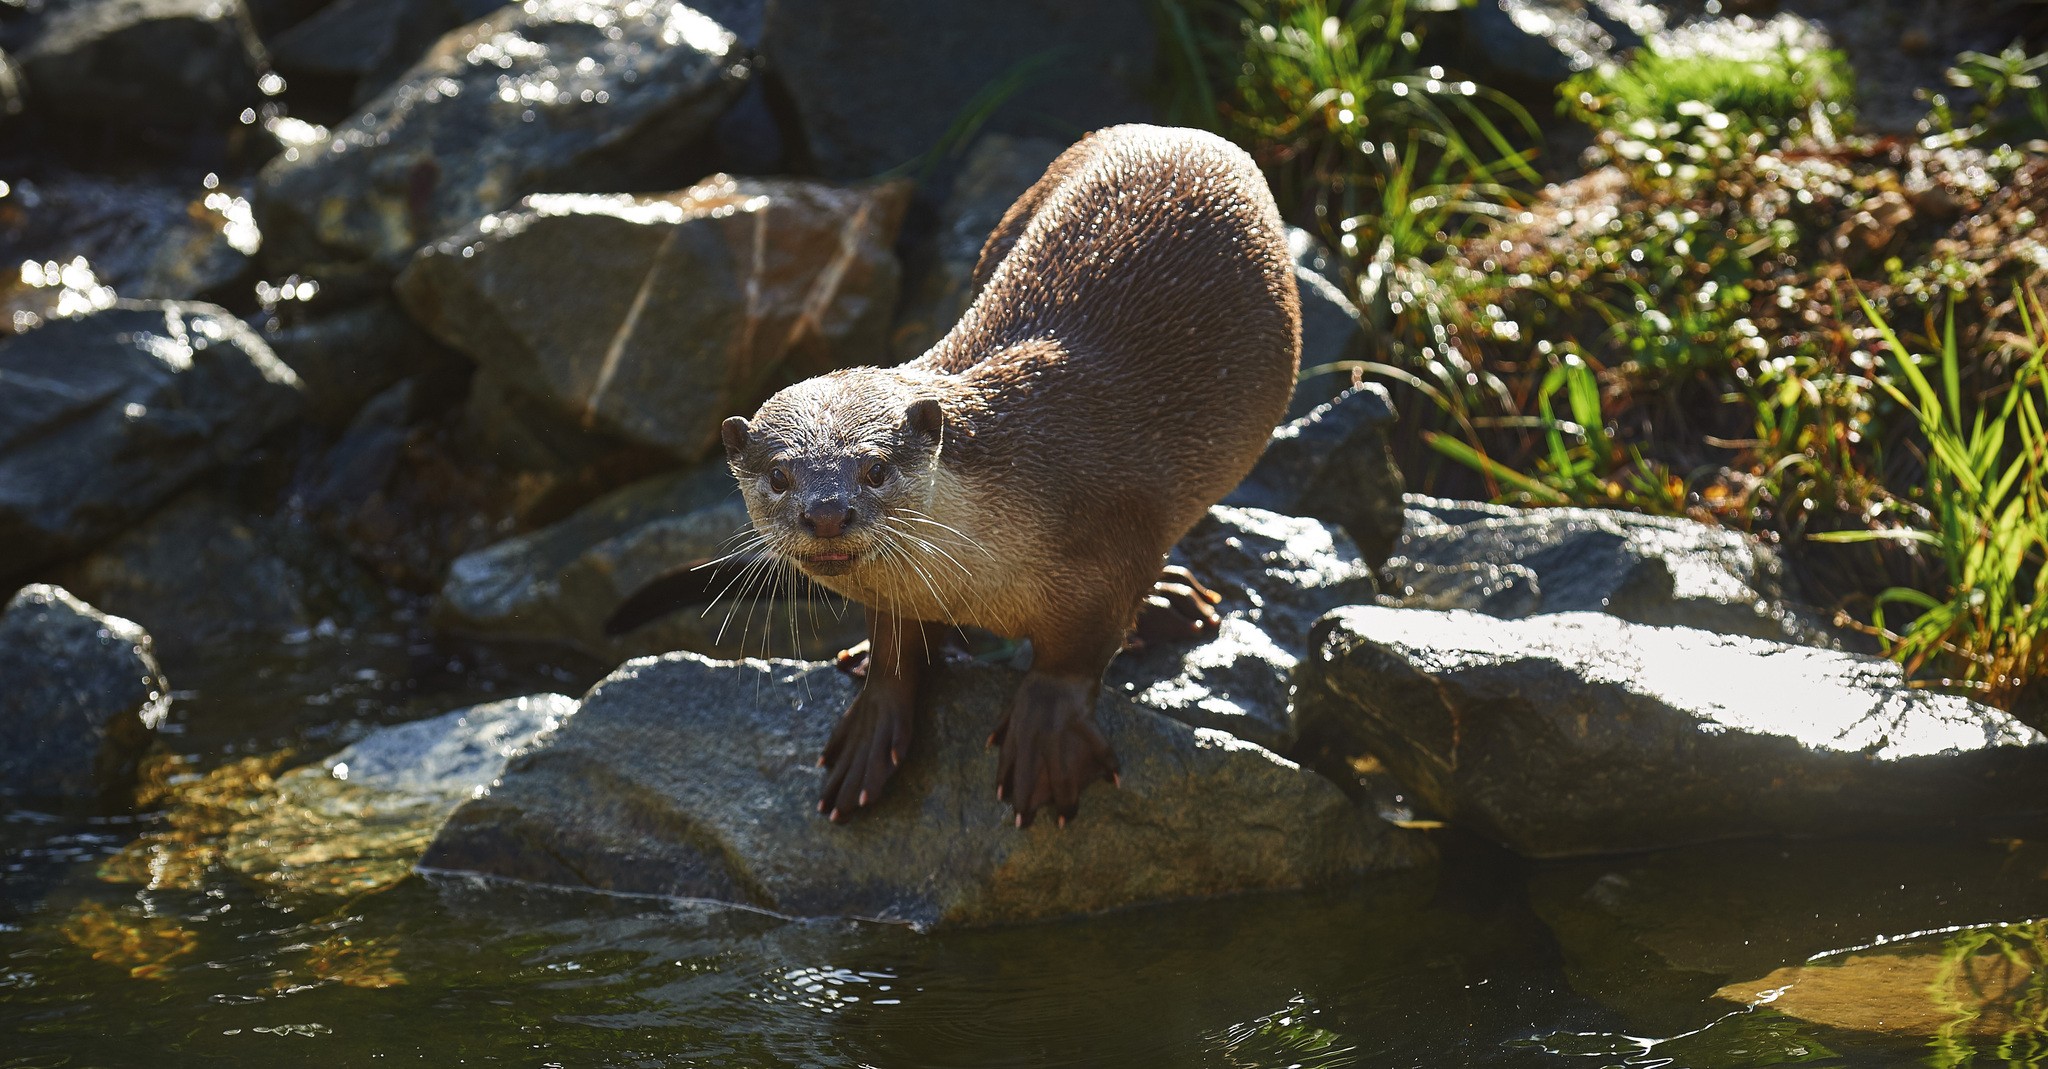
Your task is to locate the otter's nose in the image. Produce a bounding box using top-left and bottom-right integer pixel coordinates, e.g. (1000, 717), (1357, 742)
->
(801, 499), (856, 539)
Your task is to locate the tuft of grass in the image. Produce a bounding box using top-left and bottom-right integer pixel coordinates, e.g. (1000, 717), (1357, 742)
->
(1812, 292), (2048, 707)
(1425, 349), (1687, 512)
(1153, 0), (1538, 358)
(1565, 38), (1854, 136)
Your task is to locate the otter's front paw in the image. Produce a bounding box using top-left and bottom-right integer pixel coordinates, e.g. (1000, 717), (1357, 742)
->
(818, 685), (914, 822)
(989, 674), (1119, 828)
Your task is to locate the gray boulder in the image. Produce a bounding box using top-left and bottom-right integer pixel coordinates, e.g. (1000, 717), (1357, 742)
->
(760, 0), (1154, 178)
(1384, 496), (1829, 644)
(1109, 506), (1378, 752)
(16, 0), (267, 142)
(397, 176), (910, 461)
(1224, 384), (1406, 569)
(261, 296), (458, 427)
(53, 487), (386, 655)
(1295, 607), (2048, 858)
(256, 0), (749, 273)
(890, 134), (1064, 362)
(266, 0), (503, 105)
(435, 462), (864, 663)
(421, 652), (1426, 927)
(1284, 226), (1367, 418)
(0, 173), (260, 331)
(1460, 0), (1655, 86)
(0, 300), (305, 576)
(0, 585), (167, 799)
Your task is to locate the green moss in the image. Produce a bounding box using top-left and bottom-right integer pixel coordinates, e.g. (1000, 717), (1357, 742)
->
(1566, 43), (1854, 134)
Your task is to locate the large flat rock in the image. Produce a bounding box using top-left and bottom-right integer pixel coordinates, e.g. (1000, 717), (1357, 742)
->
(1295, 607), (2048, 857)
(397, 176), (908, 461)
(1383, 497), (1832, 644)
(422, 652), (1426, 928)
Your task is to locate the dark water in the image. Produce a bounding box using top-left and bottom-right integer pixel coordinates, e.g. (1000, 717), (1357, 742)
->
(5, 634), (2046, 1068)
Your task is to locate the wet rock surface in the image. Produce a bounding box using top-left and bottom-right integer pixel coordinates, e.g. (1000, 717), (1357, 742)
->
(256, 0), (748, 273)
(101, 692), (579, 896)
(1295, 607), (2048, 857)
(218, 693), (577, 894)
(266, 0), (503, 106)
(1384, 496), (1830, 644)
(1224, 384), (1406, 570)
(15, 0), (268, 146)
(1109, 506), (1378, 753)
(435, 462), (862, 663)
(0, 585), (167, 799)
(760, 0), (1155, 178)
(422, 652), (1426, 927)
(0, 174), (261, 332)
(0, 300), (305, 576)
(397, 176), (908, 461)
(261, 296), (458, 426)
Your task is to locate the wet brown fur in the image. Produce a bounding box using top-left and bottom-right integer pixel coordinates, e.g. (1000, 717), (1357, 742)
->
(723, 124), (1300, 826)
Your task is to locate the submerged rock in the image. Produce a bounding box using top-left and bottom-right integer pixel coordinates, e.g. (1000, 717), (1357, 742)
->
(1108, 506), (1378, 753)
(16, 0), (267, 144)
(1383, 496), (1830, 644)
(0, 301), (305, 576)
(1528, 837), (2048, 1034)
(219, 694), (577, 894)
(256, 0), (748, 273)
(0, 585), (167, 799)
(101, 694), (576, 895)
(760, 0), (1154, 178)
(422, 653), (1425, 927)
(435, 462), (863, 663)
(1225, 384), (1405, 570)
(398, 176), (909, 461)
(1295, 607), (2048, 857)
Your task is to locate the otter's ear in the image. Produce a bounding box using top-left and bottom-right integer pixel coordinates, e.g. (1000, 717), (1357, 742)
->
(906, 398), (944, 447)
(720, 416), (752, 462)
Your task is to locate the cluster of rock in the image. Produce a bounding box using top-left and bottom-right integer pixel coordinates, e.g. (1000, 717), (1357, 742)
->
(4, 0), (2045, 940)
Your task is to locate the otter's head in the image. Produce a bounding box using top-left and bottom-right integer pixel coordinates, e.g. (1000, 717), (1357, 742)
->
(721, 370), (946, 578)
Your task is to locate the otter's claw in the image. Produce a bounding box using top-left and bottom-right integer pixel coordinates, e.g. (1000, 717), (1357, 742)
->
(818, 684), (914, 821)
(991, 674), (1119, 828)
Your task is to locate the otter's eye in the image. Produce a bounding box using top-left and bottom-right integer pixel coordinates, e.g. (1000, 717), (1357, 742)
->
(767, 468), (791, 494)
(862, 461), (889, 489)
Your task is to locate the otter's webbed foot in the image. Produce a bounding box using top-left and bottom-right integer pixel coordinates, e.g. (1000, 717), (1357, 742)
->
(818, 681), (914, 822)
(989, 674), (1119, 828)
(1128, 564), (1223, 650)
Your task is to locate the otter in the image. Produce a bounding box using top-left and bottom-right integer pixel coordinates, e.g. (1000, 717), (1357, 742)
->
(720, 124), (1301, 827)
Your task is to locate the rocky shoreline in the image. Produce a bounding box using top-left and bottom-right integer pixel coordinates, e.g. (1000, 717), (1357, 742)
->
(5, 0), (2044, 931)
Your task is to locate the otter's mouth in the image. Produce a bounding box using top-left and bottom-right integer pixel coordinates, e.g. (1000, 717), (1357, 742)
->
(799, 550), (858, 576)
